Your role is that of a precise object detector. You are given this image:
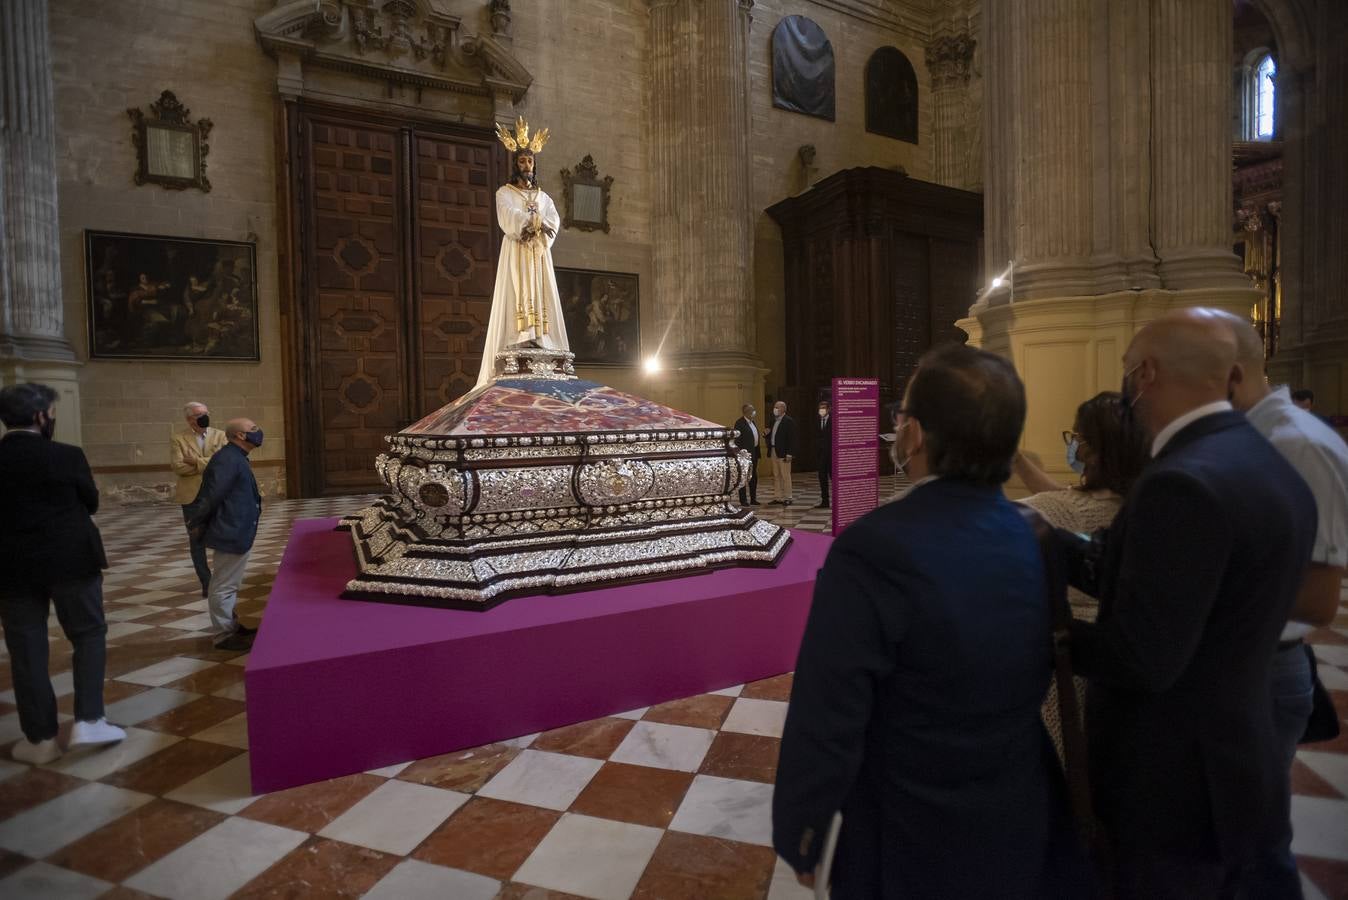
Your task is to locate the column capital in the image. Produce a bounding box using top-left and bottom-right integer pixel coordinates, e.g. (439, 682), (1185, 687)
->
(925, 32), (976, 90)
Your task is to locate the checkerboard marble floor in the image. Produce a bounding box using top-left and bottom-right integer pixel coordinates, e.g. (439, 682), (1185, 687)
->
(1, 474), (1346, 899)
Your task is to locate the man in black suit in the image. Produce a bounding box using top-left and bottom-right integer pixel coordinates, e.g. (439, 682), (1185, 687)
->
(1061, 309), (1316, 898)
(187, 417), (264, 652)
(733, 402), (761, 505)
(0, 383), (126, 765)
(768, 400), (797, 505)
(774, 345), (1082, 898)
(815, 399), (832, 508)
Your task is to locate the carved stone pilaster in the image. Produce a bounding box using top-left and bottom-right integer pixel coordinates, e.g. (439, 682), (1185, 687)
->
(924, 33), (975, 90)
(924, 32), (975, 189)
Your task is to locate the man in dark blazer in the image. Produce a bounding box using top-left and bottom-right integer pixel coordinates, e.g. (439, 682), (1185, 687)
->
(733, 402), (761, 505)
(815, 399), (832, 508)
(0, 383), (126, 765)
(768, 400), (798, 505)
(1061, 309), (1316, 898)
(774, 346), (1082, 899)
(187, 416), (264, 651)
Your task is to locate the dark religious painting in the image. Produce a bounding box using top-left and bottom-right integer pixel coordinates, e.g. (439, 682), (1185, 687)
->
(772, 16), (836, 121)
(557, 268), (640, 366)
(866, 46), (919, 143)
(85, 231), (259, 361)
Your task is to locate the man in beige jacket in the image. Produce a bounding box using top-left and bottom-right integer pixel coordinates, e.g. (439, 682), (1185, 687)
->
(171, 401), (227, 596)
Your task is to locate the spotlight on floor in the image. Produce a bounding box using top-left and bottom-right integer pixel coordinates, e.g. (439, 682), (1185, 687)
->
(643, 356), (661, 375)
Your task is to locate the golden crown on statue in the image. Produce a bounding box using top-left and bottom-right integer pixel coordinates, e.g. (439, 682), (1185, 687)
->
(495, 116), (550, 154)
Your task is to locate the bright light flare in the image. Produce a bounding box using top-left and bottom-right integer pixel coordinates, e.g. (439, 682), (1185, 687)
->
(643, 356), (661, 374)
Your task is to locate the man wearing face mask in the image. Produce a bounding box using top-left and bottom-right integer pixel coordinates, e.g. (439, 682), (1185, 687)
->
(1058, 309), (1316, 898)
(733, 402), (761, 506)
(0, 383), (127, 764)
(815, 400), (832, 509)
(186, 417), (264, 651)
(170, 401), (227, 597)
(768, 400), (797, 505)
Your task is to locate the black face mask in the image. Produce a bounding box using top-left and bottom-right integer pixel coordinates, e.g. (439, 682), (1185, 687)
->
(39, 414), (56, 441)
(196, 414), (210, 429)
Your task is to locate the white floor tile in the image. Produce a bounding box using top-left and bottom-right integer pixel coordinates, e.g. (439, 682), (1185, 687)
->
(117, 656), (216, 687)
(225, 653), (251, 667)
(1290, 795), (1348, 861)
(1311, 644), (1348, 667)
(104, 622), (155, 641)
(0, 862), (111, 900)
(365, 760), (412, 778)
(610, 721), (715, 773)
(0, 782), (152, 858)
(514, 813), (663, 900)
(164, 752), (255, 814)
(212, 680), (248, 702)
(103, 604), (170, 622)
(161, 612), (217, 631)
(711, 684), (745, 697)
(613, 706), (649, 720)
(318, 779), (469, 855)
(477, 749), (603, 811)
(1298, 750), (1348, 799)
(190, 711), (249, 748)
(105, 687), (201, 725)
(1315, 664), (1348, 691)
(363, 859), (500, 900)
(722, 697), (789, 738)
(767, 857), (815, 900)
(669, 773), (775, 847)
(1302, 871), (1329, 900)
(44, 727), (180, 781)
(0, 671), (75, 703)
(502, 732), (540, 749)
(175, 599), (210, 612)
(125, 815), (307, 900)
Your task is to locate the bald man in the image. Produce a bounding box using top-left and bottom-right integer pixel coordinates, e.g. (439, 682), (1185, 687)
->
(1057, 309), (1316, 898)
(186, 417), (263, 652)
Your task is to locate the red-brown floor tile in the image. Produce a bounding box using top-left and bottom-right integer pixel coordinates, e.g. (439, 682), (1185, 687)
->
(1298, 855), (1348, 900)
(130, 608), (205, 627)
(137, 696), (247, 737)
(101, 739), (244, 795)
(0, 767), (85, 820)
(530, 717), (635, 759)
(412, 796), (560, 879)
(740, 673), (793, 701)
(233, 836), (399, 899)
(698, 731), (780, 784)
(0, 701), (15, 717)
(632, 831), (776, 900)
(569, 761), (694, 829)
(163, 662), (246, 695)
(397, 743), (521, 793)
(99, 886), (170, 900)
(1292, 758), (1345, 799)
(46, 799), (225, 883)
(1310, 627), (1348, 646)
(643, 694), (734, 730)
(239, 772), (385, 833)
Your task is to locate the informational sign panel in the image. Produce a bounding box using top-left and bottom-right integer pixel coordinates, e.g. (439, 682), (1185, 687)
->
(830, 377), (880, 536)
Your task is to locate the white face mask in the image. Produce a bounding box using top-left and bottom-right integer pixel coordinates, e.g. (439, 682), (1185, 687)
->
(889, 421), (912, 472)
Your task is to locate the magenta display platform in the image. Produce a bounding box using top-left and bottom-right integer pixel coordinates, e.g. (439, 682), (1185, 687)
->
(245, 517), (832, 793)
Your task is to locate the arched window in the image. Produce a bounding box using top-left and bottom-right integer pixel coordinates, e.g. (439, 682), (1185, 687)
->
(865, 47), (918, 144)
(1241, 50), (1277, 141)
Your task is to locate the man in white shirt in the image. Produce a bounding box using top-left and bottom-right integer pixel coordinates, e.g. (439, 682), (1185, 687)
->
(170, 401), (227, 596)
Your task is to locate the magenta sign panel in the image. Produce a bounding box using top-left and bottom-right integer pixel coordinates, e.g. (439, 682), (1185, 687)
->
(830, 377), (880, 536)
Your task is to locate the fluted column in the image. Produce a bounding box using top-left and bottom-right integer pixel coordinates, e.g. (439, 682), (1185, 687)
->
(1007, 0), (1094, 300)
(1150, 0), (1248, 290)
(0, 0), (72, 363)
(924, 32), (975, 190)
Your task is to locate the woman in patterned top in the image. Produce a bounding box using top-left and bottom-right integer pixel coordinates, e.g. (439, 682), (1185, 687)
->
(1013, 391), (1149, 766)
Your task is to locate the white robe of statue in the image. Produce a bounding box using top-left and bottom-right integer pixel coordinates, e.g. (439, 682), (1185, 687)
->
(475, 182), (569, 388)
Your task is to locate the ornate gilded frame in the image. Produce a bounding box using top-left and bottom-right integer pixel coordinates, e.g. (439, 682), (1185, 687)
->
(559, 155), (613, 233)
(127, 91), (212, 192)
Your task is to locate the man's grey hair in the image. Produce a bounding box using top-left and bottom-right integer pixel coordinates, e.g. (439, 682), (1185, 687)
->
(183, 401), (206, 417)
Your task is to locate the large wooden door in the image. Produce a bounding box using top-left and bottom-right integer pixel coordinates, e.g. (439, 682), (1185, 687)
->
(289, 105), (501, 496)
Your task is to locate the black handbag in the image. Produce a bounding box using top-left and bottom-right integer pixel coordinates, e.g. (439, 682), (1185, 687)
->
(1300, 643), (1342, 744)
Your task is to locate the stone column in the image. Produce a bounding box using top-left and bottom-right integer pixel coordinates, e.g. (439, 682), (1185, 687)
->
(0, 0), (81, 440)
(646, 0), (764, 425)
(1150, 0), (1248, 291)
(924, 32), (975, 190)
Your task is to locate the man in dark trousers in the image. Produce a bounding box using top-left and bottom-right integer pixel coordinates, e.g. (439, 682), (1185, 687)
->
(187, 417), (263, 652)
(1061, 309), (1316, 898)
(0, 383), (126, 765)
(815, 399), (832, 508)
(774, 346), (1081, 898)
(768, 400), (797, 505)
(733, 402), (761, 506)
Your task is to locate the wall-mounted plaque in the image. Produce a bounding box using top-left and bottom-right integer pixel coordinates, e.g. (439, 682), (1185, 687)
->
(127, 91), (213, 192)
(556, 267), (639, 366)
(560, 155), (613, 233)
(85, 231), (258, 361)
(772, 16), (836, 121)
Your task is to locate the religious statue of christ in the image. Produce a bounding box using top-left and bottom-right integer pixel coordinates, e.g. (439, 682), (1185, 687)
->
(474, 116), (570, 388)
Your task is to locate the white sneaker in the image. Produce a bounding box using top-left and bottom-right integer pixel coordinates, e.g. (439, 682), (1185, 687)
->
(12, 738), (62, 765)
(69, 718), (127, 747)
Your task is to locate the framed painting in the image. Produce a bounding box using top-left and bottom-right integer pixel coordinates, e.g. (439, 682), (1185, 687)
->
(556, 267), (640, 366)
(85, 230), (259, 361)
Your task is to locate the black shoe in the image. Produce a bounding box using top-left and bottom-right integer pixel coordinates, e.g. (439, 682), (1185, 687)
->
(748, 500), (760, 506)
(213, 632), (254, 652)
(233, 622), (258, 637)
(783, 499), (794, 506)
